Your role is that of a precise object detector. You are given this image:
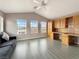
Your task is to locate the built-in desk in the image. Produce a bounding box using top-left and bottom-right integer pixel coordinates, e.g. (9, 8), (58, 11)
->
(61, 33), (79, 46)
(52, 31), (79, 46)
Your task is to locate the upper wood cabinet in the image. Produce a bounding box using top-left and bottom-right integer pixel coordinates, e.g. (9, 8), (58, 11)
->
(73, 16), (79, 33)
(73, 16), (79, 28)
(66, 17), (73, 28)
(65, 17), (74, 33)
(48, 21), (53, 33)
(54, 19), (61, 28)
(48, 21), (53, 38)
(60, 18), (66, 28)
(48, 15), (79, 34)
(54, 18), (67, 29)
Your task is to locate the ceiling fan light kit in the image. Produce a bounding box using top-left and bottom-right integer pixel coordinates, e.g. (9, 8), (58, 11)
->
(33, 0), (48, 10)
(33, 0), (40, 4)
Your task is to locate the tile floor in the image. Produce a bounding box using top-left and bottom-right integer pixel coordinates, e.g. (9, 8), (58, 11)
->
(11, 38), (79, 59)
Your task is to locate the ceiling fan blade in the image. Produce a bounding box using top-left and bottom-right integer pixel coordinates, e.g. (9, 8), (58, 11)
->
(33, 0), (40, 4)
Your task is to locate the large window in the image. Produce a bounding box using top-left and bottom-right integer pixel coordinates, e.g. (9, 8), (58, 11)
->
(17, 19), (27, 34)
(40, 21), (47, 33)
(30, 20), (38, 34)
(0, 16), (3, 32)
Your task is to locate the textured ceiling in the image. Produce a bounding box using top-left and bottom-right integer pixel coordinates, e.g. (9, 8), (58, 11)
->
(0, 0), (79, 19)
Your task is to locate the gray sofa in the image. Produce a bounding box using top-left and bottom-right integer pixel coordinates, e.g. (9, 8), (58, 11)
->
(0, 33), (16, 59)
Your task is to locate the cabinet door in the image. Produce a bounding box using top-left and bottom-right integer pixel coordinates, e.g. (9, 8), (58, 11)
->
(66, 17), (74, 33)
(48, 21), (52, 33)
(54, 19), (61, 28)
(60, 18), (66, 28)
(61, 34), (69, 45)
(48, 21), (53, 38)
(73, 16), (79, 33)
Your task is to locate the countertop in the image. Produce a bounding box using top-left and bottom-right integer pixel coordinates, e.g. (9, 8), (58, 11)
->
(53, 32), (79, 36)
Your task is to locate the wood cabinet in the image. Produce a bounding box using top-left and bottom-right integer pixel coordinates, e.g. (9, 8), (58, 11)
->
(54, 19), (61, 28)
(60, 19), (66, 28)
(54, 18), (68, 29)
(48, 15), (79, 46)
(48, 21), (52, 33)
(48, 21), (53, 39)
(61, 34), (69, 45)
(73, 16), (79, 33)
(61, 33), (78, 46)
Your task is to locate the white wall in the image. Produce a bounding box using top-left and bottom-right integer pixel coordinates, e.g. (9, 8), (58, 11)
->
(0, 11), (5, 17)
(5, 13), (48, 40)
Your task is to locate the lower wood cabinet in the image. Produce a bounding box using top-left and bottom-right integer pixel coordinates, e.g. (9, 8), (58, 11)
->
(61, 34), (69, 45)
(61, 34), (78, 46)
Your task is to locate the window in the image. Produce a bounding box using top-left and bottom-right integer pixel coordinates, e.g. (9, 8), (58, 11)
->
(17, 19), (27, 34)
(30, 20), (38, 34)
(40, 21), (47, 33)
(0, 16), (3, 32)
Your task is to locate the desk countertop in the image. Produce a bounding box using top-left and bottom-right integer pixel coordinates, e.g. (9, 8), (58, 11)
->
(53, 32), (79, 36)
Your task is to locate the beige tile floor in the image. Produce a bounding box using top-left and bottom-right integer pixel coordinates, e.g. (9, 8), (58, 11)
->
(11, 38), (79, 59)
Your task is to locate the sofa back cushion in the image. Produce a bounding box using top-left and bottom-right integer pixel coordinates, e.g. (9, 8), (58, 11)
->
(2, 32), (9, 41)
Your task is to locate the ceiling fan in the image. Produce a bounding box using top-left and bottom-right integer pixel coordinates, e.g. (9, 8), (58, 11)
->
(33, 0), (48, 10)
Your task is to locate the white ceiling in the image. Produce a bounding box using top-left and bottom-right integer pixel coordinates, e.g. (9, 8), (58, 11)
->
(0, 0), (79, 19)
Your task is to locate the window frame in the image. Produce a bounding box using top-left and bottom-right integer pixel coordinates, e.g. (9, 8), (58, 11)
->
(40, 21), (47, 33)
(0, 16), (3, 32)
(16, 19), (27, 35)
(30, 20), (39, 34)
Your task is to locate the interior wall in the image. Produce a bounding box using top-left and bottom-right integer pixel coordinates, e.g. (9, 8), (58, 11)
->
(5, 13), (48, 40)
(0, 11), (5, 17)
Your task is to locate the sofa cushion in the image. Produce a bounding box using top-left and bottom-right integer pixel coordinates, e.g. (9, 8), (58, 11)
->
(2, 32), (9, 41)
